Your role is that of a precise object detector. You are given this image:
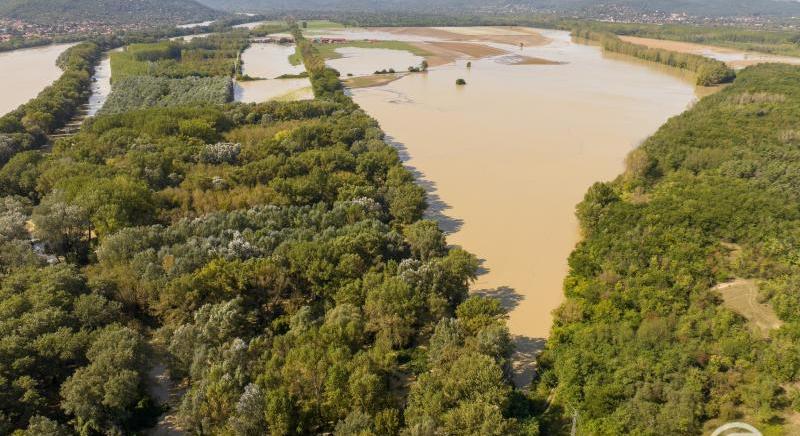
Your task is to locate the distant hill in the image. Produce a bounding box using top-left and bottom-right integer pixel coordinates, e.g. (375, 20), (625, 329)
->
(194, 0), (800, 18)
(0, 0), (221, 26)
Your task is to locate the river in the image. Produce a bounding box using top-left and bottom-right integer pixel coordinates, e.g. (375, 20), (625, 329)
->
(0, 43), (76, 116)
(335, 28), (702, 381)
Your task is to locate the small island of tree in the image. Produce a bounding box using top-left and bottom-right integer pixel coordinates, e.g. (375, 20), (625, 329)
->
(466, 61), (472, 68)
(456, 78), (467, 85)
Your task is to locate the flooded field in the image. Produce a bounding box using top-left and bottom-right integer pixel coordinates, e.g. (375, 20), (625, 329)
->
(328, 47), (424, 77)
(341, 29), (702, 374)
(0, 43), (75, 115)
(235, 43), (312, 103)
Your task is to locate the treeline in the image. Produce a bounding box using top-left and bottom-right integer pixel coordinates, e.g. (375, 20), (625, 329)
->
(569, 21), (800, 58)
(537, 63), (800, 434)
(288, 21), (348, 102)
(100, 76), (234, 114)
(573, 28), (735, 86)
(0, 42), (102, 165)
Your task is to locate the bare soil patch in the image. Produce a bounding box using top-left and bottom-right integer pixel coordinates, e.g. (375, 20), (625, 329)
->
(715, 279), (782, 336)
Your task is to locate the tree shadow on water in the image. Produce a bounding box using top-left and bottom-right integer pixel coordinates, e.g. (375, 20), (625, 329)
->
(512, 336), (547, 389)
(473, 285), (524, 312)
(386, 136), (464, 234)
(470, 285), (546, 389)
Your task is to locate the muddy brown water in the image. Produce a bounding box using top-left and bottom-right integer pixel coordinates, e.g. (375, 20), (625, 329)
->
(0, 43), (76, 116)
(340, 28), (705, 383)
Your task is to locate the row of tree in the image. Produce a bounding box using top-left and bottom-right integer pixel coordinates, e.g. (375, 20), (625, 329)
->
(573, 28), (736, 86)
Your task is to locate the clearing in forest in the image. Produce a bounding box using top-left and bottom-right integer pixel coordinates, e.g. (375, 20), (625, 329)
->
(715, 279), (782, 335)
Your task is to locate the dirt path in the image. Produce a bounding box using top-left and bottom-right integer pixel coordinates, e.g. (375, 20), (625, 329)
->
(147, 362), (185, 436)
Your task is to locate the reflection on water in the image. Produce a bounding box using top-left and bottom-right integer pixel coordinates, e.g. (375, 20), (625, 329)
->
(234, 44), (312, 103)
(350, 29), (702, 343)
(327, 47), (424, 77)
(0, 43), (76, 115)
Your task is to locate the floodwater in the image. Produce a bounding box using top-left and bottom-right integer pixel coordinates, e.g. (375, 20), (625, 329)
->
(327, 47), (424, 77)
(347, 29), (701, 360)
(0, 43), (75, 116)
(86, 48), (122, 116)
(234, 43), (312, 103)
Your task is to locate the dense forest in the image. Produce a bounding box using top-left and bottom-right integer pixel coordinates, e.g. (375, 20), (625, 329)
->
(0, 22), (541, 434)
(0, 0), (220, 26)
(537, 63), (800, 434)
(100, 76), (234, 114)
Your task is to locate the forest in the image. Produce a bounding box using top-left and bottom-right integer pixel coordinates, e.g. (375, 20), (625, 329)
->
(100, 76), (234, 114)
(537, 63), (800, 434)
(0, 21), (541, 435)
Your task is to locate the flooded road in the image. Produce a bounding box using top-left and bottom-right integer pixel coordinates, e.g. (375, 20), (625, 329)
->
(235, 43), (312, 103)
(348, 29), (701, 356)
(0, 43), (75, 115)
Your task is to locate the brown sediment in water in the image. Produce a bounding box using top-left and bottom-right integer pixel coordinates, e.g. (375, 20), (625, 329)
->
(619, 35), (800, 68)
(374, 26), (550, 47)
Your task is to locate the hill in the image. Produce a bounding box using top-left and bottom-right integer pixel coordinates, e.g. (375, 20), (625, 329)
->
(0, 0), (221, 26)
(194, 0), (800, 18)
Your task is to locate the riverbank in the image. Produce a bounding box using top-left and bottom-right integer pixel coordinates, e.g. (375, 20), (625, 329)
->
(348, 29), (702, 379)
(619, 35), (800, 68)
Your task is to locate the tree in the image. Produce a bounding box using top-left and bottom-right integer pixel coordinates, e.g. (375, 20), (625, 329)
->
(60, 326), (151, 435)
(456, 78), (467, 86)
(403, 220), (446, 260)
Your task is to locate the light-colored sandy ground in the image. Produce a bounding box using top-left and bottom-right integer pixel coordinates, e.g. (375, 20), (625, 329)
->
(620, 35), (800, 68)
(374, 26), (550, 47)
